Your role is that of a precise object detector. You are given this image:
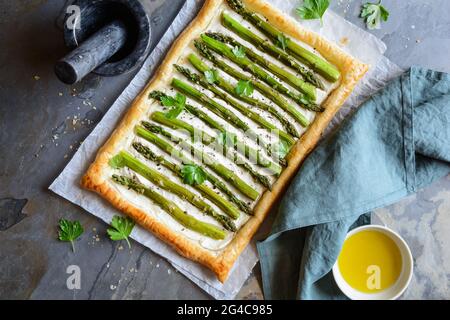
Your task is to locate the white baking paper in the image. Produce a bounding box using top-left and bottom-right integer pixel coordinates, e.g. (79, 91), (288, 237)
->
(50, 0), (402, 300)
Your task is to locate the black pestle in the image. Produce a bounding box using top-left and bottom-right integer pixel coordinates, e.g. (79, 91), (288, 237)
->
(56, 0), (151, 85)
(55, 20), (128, 84)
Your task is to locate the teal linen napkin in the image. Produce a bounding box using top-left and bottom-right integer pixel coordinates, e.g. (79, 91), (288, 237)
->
(257, 67), (450, 300)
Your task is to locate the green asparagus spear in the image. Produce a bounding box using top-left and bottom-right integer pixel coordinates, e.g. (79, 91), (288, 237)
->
(172, 78), (249, 131)
(219, 12), (324, 89)
(132, 142), (239, 225)
(150, 90), (288, 167)
(146, 118), (273, 189)
(135, 125), (260, 201)
(187, 54), (300, 138)
(205, 32), (317, 99)
(225, 0), (340, 82)
(135, 103), (252, 215)
(110, 151), (236, 230)
(194, 40), (316, 123)
(149, 119), (276, 188)
(204, 172), (252, 215)
(200, 34), (316, 103)
(112, 175), (226, 240)
(150, 111), (281, 175)
(141, 118), (273, 189)
(172, 78), (288, 161)
(185, 56), (299, 138)
(150, 91), (224, 132)
(151, 111), (215, 145)
(174, 64), (294, 146)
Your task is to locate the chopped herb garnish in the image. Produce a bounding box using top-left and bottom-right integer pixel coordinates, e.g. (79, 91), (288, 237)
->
(217, 131), (237, 147)
(181, 164), (207, 186)
(235, 80), (254, 97)
(161, 93), (186, 119)
(109, 154), (126, 169)
(276, 33), (289, 51)
(204, 69), (219, 84)
(278, 140), (290, 158)
(232, 45), (246, 58)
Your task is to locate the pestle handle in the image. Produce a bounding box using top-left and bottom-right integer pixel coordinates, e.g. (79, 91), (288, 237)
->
(55, 20), (128, 84)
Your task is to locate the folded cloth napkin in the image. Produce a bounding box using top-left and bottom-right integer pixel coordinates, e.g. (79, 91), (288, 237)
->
(257, 67), (450, 300)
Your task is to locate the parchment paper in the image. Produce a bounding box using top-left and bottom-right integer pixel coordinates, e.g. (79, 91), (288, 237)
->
(50, 0), (402, 299)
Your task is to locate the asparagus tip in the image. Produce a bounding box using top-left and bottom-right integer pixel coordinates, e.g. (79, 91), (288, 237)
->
(226, 0), (245, 13)
(149, 90), (165, 101)
(194, 40), (215, 60)
(141, 121), (163, 135)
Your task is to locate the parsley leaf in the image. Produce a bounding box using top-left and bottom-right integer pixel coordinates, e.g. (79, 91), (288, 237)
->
(204, 69), (219, 84)
(277, 140), (291, 158)
(298, 94), (313, 106)
(165, 105), (184, 119)
(235, 80), (254, 97)
(107, 215), (135, 249)
(276, 33), (290, 51)
(109, 154), (126, 169)
(175, 92), (186, 105)
(162, 93), (186, 119)
(58, 219), (84, 252)
(181, 164), (207, 186)
(296, 0), (330, 24)
(161, 95), (176, 107)
(361, 1), (389, 30)
(232, 46), (246, 58)
(217, 131), (237, 147)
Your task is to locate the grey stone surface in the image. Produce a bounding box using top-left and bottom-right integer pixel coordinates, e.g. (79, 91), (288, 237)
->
(0, 0), (449, 300)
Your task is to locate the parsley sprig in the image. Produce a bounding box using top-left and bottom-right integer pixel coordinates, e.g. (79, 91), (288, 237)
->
(107, 215), (135, 249)
(232, 45), (246, 58)
(276, 34), (290, 51)
(361, 1), (389, 30)
(161, 93), (186, 119)
(204, 69), (219, 84)
(235, 80), (254, 97)
(181, 164), (207, 186)
(58, 219), (84, 252)
(296, 0), (330, 25)
(277, 140), (291, 158)
(217, 131), (237, 147)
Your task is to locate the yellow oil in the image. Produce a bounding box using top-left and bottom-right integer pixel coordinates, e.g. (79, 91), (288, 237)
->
(337, 230), (402, 293)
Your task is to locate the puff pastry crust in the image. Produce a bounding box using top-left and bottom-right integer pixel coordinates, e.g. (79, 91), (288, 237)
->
(81, 0), (368, 283)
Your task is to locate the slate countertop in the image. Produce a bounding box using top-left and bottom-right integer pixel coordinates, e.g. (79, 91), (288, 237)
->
(1, 0), (449, 300)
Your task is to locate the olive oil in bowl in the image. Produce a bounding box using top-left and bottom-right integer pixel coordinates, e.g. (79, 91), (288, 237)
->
(332, 225), (413, 300)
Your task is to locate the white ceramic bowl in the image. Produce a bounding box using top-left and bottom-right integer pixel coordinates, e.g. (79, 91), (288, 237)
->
(332, 225), (413, 300)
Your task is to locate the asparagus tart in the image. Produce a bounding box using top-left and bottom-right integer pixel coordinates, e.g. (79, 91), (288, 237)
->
(82, 0), (368, 283)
